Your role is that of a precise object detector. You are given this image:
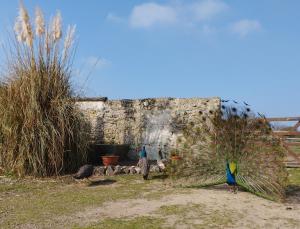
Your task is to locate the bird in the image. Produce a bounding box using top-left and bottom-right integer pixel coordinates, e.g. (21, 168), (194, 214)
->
(171, 106), (287, 201)
(73, 164), (94, 179)
(226, 161), (238, 193)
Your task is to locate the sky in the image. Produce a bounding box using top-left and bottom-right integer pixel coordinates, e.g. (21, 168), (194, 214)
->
(0, 0), (299, 118)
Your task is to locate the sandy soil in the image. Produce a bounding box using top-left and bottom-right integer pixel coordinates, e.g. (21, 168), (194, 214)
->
(57, 184), (300, 229)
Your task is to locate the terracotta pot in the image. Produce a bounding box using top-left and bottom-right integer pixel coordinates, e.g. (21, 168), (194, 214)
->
(171, 155), (182, 161)
(101, 155), (120, 166)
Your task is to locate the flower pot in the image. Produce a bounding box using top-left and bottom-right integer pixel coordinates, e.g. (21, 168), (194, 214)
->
(101, 155), (120, 166)
(171, 155), (182, 161)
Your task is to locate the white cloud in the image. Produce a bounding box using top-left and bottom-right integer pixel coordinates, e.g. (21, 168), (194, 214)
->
(129, 3), (177, 28)
(230, 19), (262, 37)
(191, 0), (229, 21)
(112, 1), (262, 37)
(106, 13), (125, 23)
(128, 0), (229, 29)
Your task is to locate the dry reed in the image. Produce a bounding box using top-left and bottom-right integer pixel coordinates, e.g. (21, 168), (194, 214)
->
(0, 3), (90, 177)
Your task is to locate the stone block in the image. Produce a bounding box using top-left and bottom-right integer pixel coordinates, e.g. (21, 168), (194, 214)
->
(113, 165), (122, 175)
(93, 166), (106, 176)
(106, 166), (114, 176)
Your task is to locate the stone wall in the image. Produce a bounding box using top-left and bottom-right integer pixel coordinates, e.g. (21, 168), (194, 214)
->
(77, 97), (220, 159)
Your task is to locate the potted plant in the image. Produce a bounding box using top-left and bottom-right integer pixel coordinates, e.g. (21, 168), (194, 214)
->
(101, 155), (120, 166)
(101, 140), (121, 166)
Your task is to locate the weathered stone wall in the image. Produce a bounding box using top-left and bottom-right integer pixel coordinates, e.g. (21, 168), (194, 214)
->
(77, 97), (220, 159)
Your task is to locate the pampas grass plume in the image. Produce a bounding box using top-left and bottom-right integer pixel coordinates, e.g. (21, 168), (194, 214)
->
(16, 2), (33, 47)
(35, 7), (45, 36)
(52, 11), (62, 41)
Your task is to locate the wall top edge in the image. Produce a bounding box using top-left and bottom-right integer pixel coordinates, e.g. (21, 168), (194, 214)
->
(76, 97), (221, 102)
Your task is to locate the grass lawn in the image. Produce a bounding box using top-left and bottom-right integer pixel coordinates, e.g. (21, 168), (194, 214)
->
(288, 168), (300, 186)
(0, 169), (300, 229)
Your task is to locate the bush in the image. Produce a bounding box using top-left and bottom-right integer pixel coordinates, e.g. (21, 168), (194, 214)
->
(0, 4), (90, 176)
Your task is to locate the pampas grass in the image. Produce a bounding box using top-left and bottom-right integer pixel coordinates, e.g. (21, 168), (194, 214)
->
(0, 3), (89, 177)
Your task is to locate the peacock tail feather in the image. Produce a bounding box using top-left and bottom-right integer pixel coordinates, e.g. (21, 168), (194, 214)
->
(169, 104), (288, 201)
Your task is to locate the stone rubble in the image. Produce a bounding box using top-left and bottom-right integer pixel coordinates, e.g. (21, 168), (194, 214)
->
(93, 164), (166, 176)
(113, 165), (122, 175)
(105, 166), (114, 176)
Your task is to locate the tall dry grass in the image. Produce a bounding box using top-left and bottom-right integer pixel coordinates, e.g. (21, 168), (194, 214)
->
(0, 4), (89, 176)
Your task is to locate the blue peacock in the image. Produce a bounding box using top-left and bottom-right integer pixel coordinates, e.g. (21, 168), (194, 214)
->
(226, 160), (237, 191)
(170, 102), (288, 201)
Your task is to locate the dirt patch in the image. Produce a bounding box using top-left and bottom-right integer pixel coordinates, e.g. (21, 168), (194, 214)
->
(2, 173), (300, 229)
(62, 186), (300, 229)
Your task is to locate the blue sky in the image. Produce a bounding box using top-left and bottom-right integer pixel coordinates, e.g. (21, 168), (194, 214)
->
(0, 0), (299, 117)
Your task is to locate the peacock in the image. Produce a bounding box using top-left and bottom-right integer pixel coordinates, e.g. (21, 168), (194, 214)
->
(73, 164), (94, 179)
(226, 160), (238, 193)
(169, 101), (288, 201)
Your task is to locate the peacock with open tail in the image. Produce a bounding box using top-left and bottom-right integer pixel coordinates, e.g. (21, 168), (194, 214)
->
(169, 101), (288, 201)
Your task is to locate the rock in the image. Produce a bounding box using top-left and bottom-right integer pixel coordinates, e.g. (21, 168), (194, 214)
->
(135, 167), (141, 174)
(73, 164), (94, 179)
(120, 166), (127, 172)
(113, 165), (122, 175)
(157, 161), (166, 171)
(93, 166), (106, 176)
(149, 165), (154, 172)
(155, 166), (161, 173)
(150, 165), (160, 173)
(129, 166), (136, 174)
(106, 166), (114, 176)
(123, 166), (130, 174)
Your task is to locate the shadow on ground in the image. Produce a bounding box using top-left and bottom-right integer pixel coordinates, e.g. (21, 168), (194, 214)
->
(88, 179), (117, 187)
(286, 185), (300, 204)
(151, 174), (169, 180)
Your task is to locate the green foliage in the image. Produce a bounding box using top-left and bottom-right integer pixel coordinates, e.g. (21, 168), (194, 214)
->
(0, 4), (90, 176)
(169, 106), (288, 201)
(288, 168), (300, 186)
